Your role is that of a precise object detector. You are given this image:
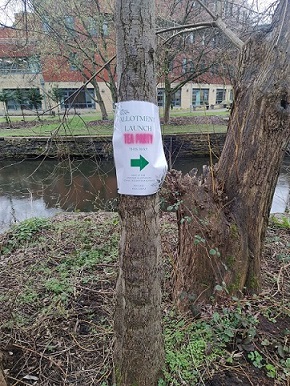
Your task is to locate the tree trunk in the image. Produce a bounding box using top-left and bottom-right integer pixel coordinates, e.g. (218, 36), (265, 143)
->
(0, 353), (7, 386)
(163, 75), (172, 124)
(170, 0), (290, 310)
(0, 370), (7, 386)
(3, 102), (11, 126)
(114, 196), (164, 385)
(107, 67), (118, 105)
(91, 78), (108, 120)
(113, 0), (164, 385)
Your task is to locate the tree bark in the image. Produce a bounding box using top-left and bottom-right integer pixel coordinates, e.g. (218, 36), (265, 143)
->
(170, 0), (290, 310)
(163, 75), (172, 125)
(0, 353), (7, 386)
(114, 196), (164, 385)
(91, 78), (108, 120)
(162, 50), (172, 125)
(113, 0), (164, 385)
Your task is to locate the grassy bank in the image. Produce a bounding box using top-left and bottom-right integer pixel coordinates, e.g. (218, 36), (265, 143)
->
(0, 212), (289, 385)
(0, 110), (229, 137)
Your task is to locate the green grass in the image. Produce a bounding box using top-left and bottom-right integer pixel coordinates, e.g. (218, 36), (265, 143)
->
(270, 214), (290, 229)
(162, 124), (227, 134)
(0, 215), (119, 319)
(0, 110), (228, 137)
(168, 108), (229, 117)
(0, 112), (113, 124)
(0, 108), (228, 124)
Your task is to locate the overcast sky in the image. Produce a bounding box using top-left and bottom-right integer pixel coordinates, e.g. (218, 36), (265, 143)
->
(0, 0), (23, 26)
(0, 0), (277, 27)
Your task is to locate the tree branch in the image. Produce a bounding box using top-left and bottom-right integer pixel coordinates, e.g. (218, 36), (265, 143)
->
(214, 17), (244, 49)
(156, 22), (215, 35)
(195, 0), (244, 49)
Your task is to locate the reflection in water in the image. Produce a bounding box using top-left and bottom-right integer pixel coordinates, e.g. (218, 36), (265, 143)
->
(271, 174), (290, 214)
(0, 196), (60, 233)
(0, 158), (117, 233)
(0, 157), (289, 233)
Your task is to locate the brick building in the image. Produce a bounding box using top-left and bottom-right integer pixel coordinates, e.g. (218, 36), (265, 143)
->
(0, 1), (242, 117)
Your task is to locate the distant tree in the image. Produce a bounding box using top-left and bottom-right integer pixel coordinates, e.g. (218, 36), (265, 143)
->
(168, 0), (290, 309)
(155, 0), (260, 123)
(0, 90), (12, 125)
(48, 86), (63, 118)
(27, 88), (43, 120)
(13, 88), (26, 121)
(28, 0), (116, 120)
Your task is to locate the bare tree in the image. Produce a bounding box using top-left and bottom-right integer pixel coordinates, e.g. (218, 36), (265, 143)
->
(156, 1), (226, 123)
(26, 0), (117, 119)
(167, 0), (290, 310)
(113, 0), (165, 384)
(155, 0), (267, 123)
(0, 91), (12, 125)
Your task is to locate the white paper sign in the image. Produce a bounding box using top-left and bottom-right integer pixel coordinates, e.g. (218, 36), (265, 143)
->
(113, 100), (168, 195)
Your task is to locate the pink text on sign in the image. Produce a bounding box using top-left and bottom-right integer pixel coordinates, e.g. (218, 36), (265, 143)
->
(124, 133), (153, 144)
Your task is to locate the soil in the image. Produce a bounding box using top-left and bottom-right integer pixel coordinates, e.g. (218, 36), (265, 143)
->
(0, 211), (289, 385)
(204, 217), (290, 386)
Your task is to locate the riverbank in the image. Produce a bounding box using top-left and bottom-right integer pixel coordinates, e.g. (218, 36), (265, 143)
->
(0, 115), (228, 159)
(0, 211), (289, 385)
(0, 132), (227, 160)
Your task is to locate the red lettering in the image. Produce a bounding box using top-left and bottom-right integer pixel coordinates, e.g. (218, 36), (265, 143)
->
(124, 133), (135, 144)
(135, 133), (153, 144)
(124, 133), (153, 144)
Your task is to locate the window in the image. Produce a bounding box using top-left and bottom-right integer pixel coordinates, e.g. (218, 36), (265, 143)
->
(157, 88), (165, 107)
(171, 89), (181, 107)
(211, 63), (219, 75)
(28, 56), (41, 74)
(69, 53), (78, 71)
(189, 60), (194, 73)
(0, 57), (40, 74)
(64, 16), (75, 31)
(102, 19), (109, 36)
(168, 60), (173, 72)
(214, 0), (222, 14)
(3, 88), (42, 111)
(200, 60), (206, 71)
(85, 16), (98, 37)
(188, 32), (195, 44)
(84, 14), (110, 38)
(216, 89), (226, 104)
(182, 58), (187, 74)
(101, 13), (111, 37)
(42, 16), (51, 33)
(157, 88), (181, 107)
(60, 88), (95, 109)
(192, 88), (209, 106)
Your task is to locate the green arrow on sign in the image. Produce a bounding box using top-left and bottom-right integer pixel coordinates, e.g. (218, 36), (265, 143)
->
(130, 155), (149, 171)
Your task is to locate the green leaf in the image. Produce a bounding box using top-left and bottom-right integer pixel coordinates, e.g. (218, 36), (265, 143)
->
(214, 285), (223, 291)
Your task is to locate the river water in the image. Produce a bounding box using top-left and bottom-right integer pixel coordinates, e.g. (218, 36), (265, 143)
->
(0, 157), (289, 233)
